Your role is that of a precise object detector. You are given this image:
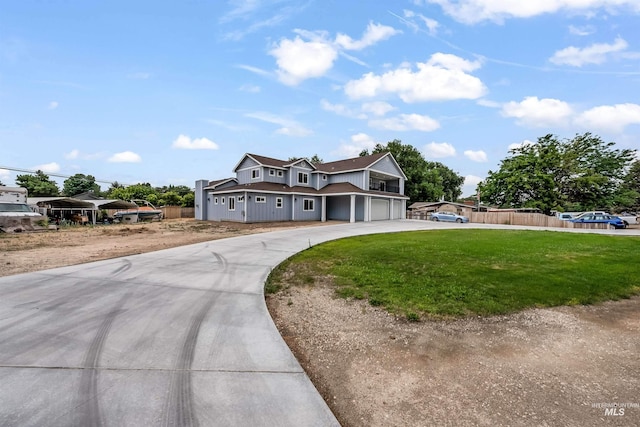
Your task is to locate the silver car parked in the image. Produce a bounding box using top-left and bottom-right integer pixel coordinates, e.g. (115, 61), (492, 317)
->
(430, 211), (469, 223)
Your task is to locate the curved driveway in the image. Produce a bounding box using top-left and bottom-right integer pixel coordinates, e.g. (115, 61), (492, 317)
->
(0, 220), (637, 426)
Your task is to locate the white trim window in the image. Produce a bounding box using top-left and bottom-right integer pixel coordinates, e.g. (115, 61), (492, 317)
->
(228, 197), (235, 211)
(303, 198), (314, 211)
(298, 172), (309, 184)
(255, 196), (266, 203)
(214, 197), (218, 205)
(322, 174), (327, 181)
(276, 197), (283, 208)
(221, 197), (225, 205)
(269, 169), (275, 176)
(238, 196), (244, 203)
(251, 168), (260, 179)
(277, 170), (284, 177)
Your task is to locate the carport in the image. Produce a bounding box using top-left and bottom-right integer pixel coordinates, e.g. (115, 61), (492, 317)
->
(29, 197), (97, 224)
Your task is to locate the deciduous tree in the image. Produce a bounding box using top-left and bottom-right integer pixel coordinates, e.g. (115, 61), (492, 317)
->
(62, 173), (101, 196)
(15, 170), (60, 197)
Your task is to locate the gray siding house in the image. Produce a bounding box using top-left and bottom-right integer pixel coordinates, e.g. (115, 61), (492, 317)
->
(195, 152), (408, 223)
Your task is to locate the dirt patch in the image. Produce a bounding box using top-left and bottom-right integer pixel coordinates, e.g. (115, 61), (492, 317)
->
(2, 219), (638, 426)
(267, 283), (640, 427)
(0, 218), (331, 277)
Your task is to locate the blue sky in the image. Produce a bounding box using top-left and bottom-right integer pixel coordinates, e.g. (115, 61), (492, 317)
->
(1, 0), (639, 197)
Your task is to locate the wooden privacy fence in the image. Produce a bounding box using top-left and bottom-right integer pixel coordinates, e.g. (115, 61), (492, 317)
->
(408, 210), (611, 230)
(161, 206), (195, 219)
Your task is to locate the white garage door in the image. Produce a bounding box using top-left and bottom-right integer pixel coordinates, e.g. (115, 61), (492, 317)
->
(392, 200), (402, 219)
(371, 199), (390, 221)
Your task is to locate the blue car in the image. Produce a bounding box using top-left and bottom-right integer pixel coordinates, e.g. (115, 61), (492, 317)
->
(569, 214), (626, 229)
(430, 211), (469, 223)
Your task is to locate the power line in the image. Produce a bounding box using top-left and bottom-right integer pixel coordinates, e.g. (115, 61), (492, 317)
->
(0, 165), (130, 186)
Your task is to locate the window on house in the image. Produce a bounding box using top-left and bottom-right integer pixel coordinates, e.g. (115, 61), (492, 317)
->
(228, 197), (235, 211)
(214, 197), (218, 205)
(256, 196), (266, 203)
(303, 199), (314, 211)
(252, 169), (260, 179)
(322, 174), (327, 181)
(298, 172), (308, 184)
(238, 196), (244, 202)
(277, 170), (283, 177)
(269, 169), (275, 176)
(221, 197), (225, 205)
(276, 197), (283, 208)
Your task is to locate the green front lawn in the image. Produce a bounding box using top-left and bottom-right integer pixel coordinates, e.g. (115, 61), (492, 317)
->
(266, 230), (640, 318)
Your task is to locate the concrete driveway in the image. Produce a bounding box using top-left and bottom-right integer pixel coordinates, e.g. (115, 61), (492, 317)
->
(0, 220), (637, 426)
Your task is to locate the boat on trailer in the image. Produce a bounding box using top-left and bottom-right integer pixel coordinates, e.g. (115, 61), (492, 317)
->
(113, 200), (163, 223)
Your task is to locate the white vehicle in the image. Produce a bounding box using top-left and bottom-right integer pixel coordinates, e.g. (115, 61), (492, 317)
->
(616, 212), (638, 226)
(0, 186), (28, 204)
(556, 212), (576, 221)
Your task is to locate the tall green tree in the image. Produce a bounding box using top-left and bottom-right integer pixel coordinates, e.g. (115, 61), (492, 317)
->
(15, 170), (60, 197)
(615, 160), (640, 212)
(62, 173), (101, 196)
(362, 139), (464, 203)
(479, 133), (636, 214)
(107, 183), (157, 201)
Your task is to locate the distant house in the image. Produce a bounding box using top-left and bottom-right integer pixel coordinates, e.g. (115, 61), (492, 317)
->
(195, 152), (408, 223)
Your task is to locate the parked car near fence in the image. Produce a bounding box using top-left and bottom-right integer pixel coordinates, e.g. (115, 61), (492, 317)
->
(430, 211), (469, 223)
(570, 214), (626, 229)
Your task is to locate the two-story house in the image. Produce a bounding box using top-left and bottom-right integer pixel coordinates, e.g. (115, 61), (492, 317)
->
(194, 152), (408, 223)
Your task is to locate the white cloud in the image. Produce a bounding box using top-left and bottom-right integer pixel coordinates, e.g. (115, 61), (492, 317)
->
(48, 101), (58, 110)
(108, 151), (142, 163)
(335, 22), (400, 51)
(575, 103), (640, 132)
(172, 134), (220, 150)
(333, 133), (379, 157)
(239, 84), (261, 93)
(269, 35), (338, 86)
(269, 23), (400, 86)
(464, 150), (487, 162)
(476, 99), (501, 108)
(245, 111), (312, 137)
(33, 162), (60, 173)
(369, 113), (440, 132)
(508, 139), (535, 151)
(65, 149), (80, 160)
(0, 168), (11, 180)
(501, 96), (573, 127)
(423, 142), (456, 158)
(344, 53), (486, 103)
(550, 37), (628, 67)
(361, 101), (396, 116)
(463, 174), (483, 196)
(427, 0), (640, 24)
(569, 25), (595, 36)
(402, 10), (440, 35)
(320, 100), (366, 119)
(237, 64), (272, 77)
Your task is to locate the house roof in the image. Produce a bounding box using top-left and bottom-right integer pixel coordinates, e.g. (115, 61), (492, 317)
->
(233, 154), (291, 172)
(234, 152), (396, 175)
(314, 152), (388, 173)
(204, 178), (238, 189)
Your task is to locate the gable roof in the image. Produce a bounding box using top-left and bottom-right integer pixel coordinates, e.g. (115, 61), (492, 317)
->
(314, 152), (388, 174)
(204, 178), (238, 190)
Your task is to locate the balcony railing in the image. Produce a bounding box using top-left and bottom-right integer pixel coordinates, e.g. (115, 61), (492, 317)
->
(369, 183), (400, 193)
